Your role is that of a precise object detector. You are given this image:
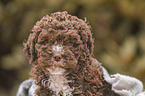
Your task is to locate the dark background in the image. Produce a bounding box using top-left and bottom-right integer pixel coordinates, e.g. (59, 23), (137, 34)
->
(0, 0), (145, 96)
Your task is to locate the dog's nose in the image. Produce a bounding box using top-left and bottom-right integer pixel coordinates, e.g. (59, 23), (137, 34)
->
(54, 54), (62, 62)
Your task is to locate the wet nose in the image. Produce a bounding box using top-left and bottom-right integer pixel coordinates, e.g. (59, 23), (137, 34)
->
(54, 54), (62, 62)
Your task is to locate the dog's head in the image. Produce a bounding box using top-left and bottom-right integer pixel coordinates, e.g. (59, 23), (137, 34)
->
(24, 11), (94, 74)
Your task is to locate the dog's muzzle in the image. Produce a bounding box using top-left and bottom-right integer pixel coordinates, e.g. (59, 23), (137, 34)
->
(52, 45), (63, 62)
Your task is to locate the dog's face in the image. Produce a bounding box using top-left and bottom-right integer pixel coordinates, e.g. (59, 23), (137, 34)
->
(35, 28), (84, 74)
(24, 12), (94, 77)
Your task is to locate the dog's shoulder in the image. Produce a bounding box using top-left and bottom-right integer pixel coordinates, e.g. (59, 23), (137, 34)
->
(90, 57), (100, 65)
(89, 57), (101, 71)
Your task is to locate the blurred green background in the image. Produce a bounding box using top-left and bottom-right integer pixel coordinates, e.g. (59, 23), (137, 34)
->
(0, 0), (145, 96)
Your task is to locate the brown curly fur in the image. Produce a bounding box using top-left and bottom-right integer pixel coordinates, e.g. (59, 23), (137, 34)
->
(23, 11), (118, 96)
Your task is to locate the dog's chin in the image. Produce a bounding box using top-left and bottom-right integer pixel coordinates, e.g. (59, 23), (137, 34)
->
(46, 66), (66, 75)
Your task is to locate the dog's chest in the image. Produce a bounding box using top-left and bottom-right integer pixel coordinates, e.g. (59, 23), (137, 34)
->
(47, 67), (73, 96)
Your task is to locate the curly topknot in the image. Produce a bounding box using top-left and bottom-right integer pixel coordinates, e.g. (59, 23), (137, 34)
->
(23, 11), (94, 65)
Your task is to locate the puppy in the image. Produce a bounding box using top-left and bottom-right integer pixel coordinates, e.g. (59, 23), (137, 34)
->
(17, 11), (118, 96)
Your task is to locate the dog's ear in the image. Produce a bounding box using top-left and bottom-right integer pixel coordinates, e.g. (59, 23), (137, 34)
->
(87, 33), (94, 56)
(79, 28), (94, 56)
(23, 32), (38, 65)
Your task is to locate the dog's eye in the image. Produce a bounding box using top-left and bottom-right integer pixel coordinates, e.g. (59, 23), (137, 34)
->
(73, 43), (80, 47)
(46, 40), (49, 44)
(62, 36), (65, 40)
(69, 42), (73, 46)
(57, 38), (61, 42)
(43, 40), (49, 45)
(62, 55), (68, 60)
